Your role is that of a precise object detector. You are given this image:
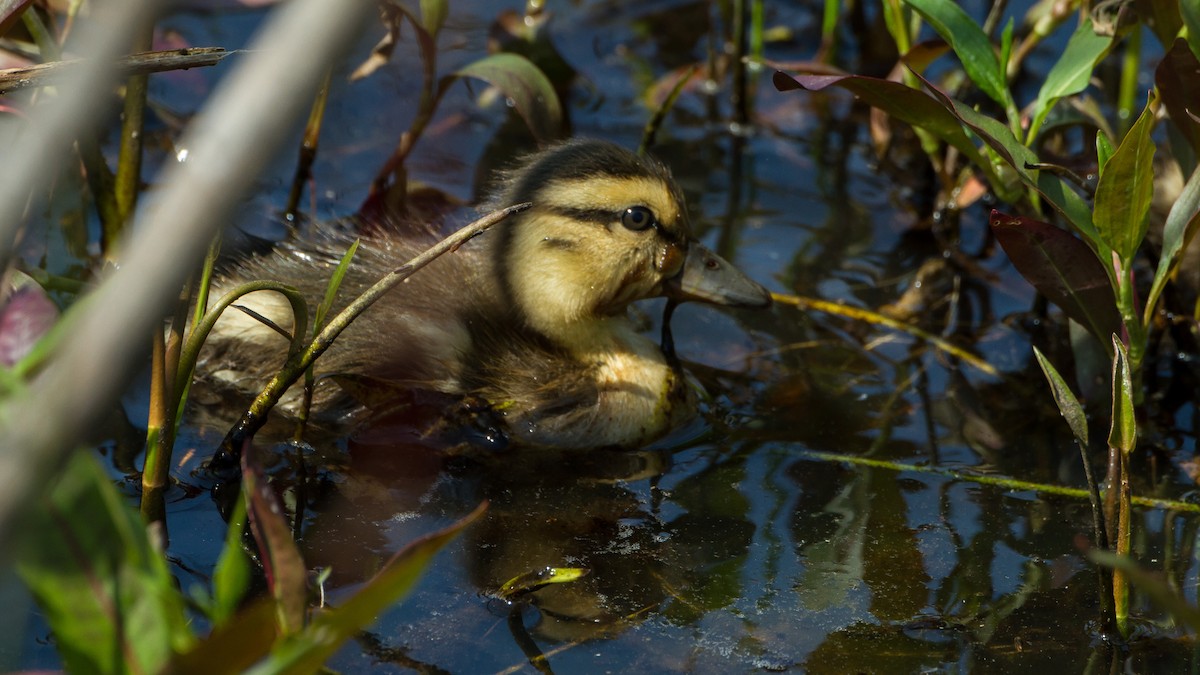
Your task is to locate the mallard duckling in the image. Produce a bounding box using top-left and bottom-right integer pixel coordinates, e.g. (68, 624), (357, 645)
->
(202, 139), (770, 449)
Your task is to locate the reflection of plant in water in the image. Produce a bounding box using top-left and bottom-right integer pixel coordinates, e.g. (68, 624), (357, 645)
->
(1, 0), (563, 671)
(9, 0), (1200, 672)
(774, 0), (1200, 647)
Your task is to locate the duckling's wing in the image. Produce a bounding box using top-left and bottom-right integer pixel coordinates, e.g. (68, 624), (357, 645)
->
(461, 326), (603, 441)
(202, 223), (487, 410)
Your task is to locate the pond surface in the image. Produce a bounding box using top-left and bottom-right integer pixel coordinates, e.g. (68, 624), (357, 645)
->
(11, 1), (1200, 672)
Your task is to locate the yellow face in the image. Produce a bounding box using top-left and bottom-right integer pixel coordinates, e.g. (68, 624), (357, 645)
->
(499, 160), (691, 342)
(488, 139), (769, 350)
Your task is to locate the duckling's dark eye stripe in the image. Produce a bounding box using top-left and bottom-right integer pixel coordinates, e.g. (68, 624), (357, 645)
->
(546, 206), (621, 227)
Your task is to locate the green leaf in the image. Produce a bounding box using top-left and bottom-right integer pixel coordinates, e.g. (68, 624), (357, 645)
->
(1094, 100), (1156, 265)
(444, 53), (563, 144)
(1028, 19), (1112, 143)
(1095, 129), (1114, 173)
(246, 503), (487, 675)
(919, 74), (1101, 246)
(1146, 162), (1200, 318)
(990, 210), (1121, 343)
(314, 238), (359, 333)
(1032, 347), (1089, 448)
(1183, 0), (1200, 62)
(1091, 550), (1200, 633)
(902, 0), (1011, 110)
(211, 493), (250, 627)
(419, 0), (447, 38)
(1108, 336), (1136, 456)
(15, 452), (194, 675)
(999, 17), (1014, 78)
(771, 71), (998, 187)
(498, 567), (590, 601)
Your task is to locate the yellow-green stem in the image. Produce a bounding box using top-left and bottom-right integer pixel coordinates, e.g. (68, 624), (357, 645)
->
(1116, 26), (1141, 138)
(1114, 451), (1132, 637)
(141, 325), (169, 521)
(113, 23), (154, 249)
(1117, 266), (1146, 377)
(284, 69), (332, 221)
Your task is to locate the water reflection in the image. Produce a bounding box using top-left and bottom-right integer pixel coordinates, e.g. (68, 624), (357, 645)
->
(14, 0), (1200, 672)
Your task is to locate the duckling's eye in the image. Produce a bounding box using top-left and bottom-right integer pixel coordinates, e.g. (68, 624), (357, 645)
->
(621, 206), (656, 231)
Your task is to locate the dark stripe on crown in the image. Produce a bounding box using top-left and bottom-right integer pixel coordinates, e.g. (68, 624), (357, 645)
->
(503, 140), (671, 205)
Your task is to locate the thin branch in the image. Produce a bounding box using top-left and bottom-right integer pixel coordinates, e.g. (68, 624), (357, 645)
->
(213, 202), (531, 464)
(0, 47), (234, 95)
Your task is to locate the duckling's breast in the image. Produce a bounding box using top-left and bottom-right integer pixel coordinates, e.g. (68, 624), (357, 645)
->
(468, 318), (696, 449)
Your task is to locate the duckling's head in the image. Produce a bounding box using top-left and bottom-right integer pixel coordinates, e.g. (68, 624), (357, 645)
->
(490, 140), (770, 347)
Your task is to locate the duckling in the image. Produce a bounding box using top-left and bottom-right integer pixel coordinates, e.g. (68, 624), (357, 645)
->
(201, 139), (771, 449)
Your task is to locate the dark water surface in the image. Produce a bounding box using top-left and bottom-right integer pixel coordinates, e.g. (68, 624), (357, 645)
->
(14, 1), (1200, 672)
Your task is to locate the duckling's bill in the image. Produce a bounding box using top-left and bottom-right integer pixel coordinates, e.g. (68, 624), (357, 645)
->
(664, 242), (772, 308)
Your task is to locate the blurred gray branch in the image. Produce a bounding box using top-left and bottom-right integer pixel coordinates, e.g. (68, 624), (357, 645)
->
(0, 0), (373, 548)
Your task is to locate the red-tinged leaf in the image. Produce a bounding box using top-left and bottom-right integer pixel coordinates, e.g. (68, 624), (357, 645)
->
(771, 70), (992, 178)
(990, 210), (1121, 342)
(443, 53), (563, 144)
(242, 448), (307, 635)
(169, 599), (279, 675)
(0, 275), (58, 366)
(1156, 38), (1200, 157)
(0, 0), (33, 37)
(1133, 0), (1182, 48)
(251, 502), (487, 673)
(1094, 99), (1156, 264)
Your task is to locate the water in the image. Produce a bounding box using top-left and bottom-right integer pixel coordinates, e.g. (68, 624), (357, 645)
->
(10, 1), (1200, 672)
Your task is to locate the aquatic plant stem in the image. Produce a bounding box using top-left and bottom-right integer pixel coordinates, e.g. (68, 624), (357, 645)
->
(792, 449), (1200, 514)
(142, 280), (195, 523)
(772, 292), (998, 376)
(285, 69), (332, 221)
(639, 64), (696, 155)
(114, 21), (154, 249)
(144, 321), (169, 526)
(1117, 25), (1141, 138)
(213, 203), (531, 465)
(1077, 436), (1115, 631)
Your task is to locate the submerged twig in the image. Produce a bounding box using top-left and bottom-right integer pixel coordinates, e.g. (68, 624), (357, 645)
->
(772, 292), (998, 376)
(795, 449), (1200, 514)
